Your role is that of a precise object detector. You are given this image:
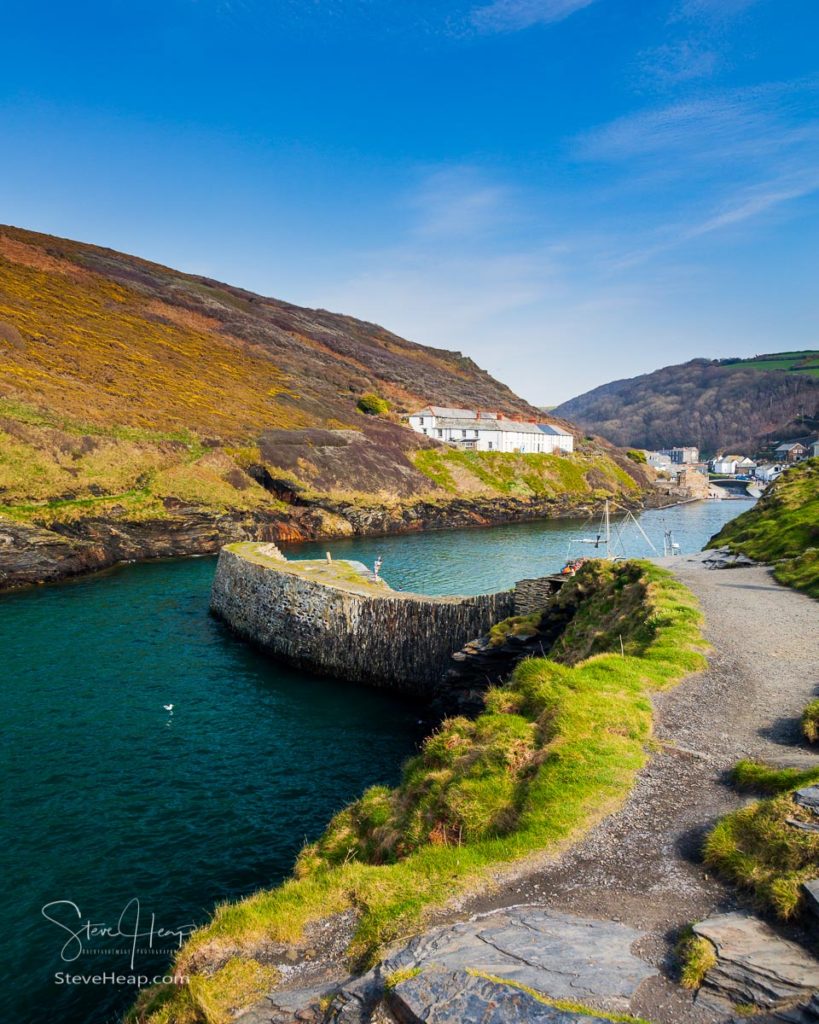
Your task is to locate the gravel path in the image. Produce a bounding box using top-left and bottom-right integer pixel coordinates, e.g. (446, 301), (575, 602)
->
(459, 554), (819, 1023)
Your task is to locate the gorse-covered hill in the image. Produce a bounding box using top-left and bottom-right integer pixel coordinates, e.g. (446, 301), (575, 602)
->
(0, 226), (650, 588)
(0, 224), (539, 438)
(553, 354), (819, 456)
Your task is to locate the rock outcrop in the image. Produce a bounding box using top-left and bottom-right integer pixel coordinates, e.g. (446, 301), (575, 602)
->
(692, 912), (819, 1014)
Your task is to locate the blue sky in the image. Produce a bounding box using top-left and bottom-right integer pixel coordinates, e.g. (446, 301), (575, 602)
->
(2, 0), (817, 403)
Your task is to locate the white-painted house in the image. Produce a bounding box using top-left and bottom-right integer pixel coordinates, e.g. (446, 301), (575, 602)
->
(711, 455), (756, 475)
(754, 464), (785, 483)
(407, 406), (574, 454)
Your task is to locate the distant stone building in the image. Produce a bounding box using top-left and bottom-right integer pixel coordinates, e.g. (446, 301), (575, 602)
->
(659, 446), (700, 464)
(407, 406), (574, 454)
(646, 451), (673, 473)
(775, 441), (809, 462)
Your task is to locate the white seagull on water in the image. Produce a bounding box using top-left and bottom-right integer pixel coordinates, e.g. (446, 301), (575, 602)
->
(163, 704), (174, 712)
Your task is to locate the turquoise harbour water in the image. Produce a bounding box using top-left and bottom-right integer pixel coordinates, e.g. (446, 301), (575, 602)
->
(0, 497), (749, 1024)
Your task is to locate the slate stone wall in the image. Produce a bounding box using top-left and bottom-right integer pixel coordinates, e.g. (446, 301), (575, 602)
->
(513, 577), (563, 615)
(211, 547), (516, 694)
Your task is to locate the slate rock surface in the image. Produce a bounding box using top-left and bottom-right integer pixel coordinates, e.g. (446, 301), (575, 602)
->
(692, 912), (819, 1012)
(382, 906), (656, 1009)
(388, 969), (612, 1023)
(794, 788), (819, 816)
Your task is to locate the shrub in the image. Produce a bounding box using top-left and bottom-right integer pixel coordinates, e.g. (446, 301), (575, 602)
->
(626, 449), (647, 464)
(357, 393), (391, 416)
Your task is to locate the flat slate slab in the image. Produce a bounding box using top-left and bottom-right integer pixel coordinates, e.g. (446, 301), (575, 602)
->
(388, 969), (613, 1024)
(382, 906), (656, 1009)
(692, 912), (819, 1012)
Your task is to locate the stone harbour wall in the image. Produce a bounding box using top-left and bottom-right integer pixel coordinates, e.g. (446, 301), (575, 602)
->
(211, 546), (517, 694)
(513, 576), (563, 615)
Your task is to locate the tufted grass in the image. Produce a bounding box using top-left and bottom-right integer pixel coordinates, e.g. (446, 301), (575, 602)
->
(129, 561), (706, 1024)
(676, 928), (717, 989)
(803, 700), (819, 744)
(703, 770), (819, 920)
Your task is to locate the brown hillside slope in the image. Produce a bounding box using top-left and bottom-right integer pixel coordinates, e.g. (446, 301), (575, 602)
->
(0, 226), (651, 589)
(554, 355), (819, 456)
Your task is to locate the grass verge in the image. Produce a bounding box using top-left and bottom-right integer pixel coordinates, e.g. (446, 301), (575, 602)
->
(730, 758), (819, 795)
(130, 560), (706, 1024)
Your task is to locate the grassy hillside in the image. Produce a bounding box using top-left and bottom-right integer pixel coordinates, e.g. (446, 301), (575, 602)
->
(410, 447), (639, 498)
(708, 459), (819, 598)
(0, 226), (650, 562)
(130, 561), (705, 1024)
(553, 354), (819, 455)
(727, 350), (819, 376)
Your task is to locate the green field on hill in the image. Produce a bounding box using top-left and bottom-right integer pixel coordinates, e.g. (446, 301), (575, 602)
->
(726, 350), (819, 377)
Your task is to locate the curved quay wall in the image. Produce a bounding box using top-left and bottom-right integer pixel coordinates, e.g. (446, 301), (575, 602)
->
(210, 543), (520, 695)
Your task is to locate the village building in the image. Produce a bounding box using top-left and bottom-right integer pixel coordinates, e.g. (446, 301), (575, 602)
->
(659, 446), (700, 464)
(754, 464), (785, 484)
(813, 440), (819, 458)
(775, 441), (809, 462)
(711, 455), (756, 476)
(646, 451), (673, 473)
(407, 406), (574, 455)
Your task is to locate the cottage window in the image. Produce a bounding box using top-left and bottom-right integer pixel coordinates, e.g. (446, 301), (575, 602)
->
(437, 429), (443, 437)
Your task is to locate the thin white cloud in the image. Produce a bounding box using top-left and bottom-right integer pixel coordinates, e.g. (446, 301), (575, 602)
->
(683, 175), (819, 238)
(640, 41), (720, 86)
(471, 0), (596, 34)
(408, 167), (512, 239)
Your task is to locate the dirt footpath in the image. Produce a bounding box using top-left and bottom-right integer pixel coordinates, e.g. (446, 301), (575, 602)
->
(459, 554), (819, 1023)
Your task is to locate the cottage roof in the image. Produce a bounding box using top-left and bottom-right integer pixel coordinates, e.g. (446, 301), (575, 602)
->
(431, 416), (545, 434)
(414, 406), (478, 419)
(429, 417), (482, 429)
(537, 423), (572, 437)
(775, 442), (805, 452)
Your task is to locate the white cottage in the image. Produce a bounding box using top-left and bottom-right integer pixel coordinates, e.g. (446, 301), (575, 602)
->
(407, 406), (573, 454)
